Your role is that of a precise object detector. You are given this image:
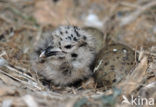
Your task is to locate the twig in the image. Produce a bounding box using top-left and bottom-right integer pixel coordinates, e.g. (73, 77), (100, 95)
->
(120, 2), (141, 9)
(135, 50), (156, 56)
(34, 27), (43, 47)
(5, 65), (35, 81)
(120, 0), (156, 26)
(0, 69), (42, 90)
(0, 14), (14, 24)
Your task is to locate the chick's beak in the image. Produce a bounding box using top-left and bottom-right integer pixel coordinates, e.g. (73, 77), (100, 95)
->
(39, 51), (46, 58)
(39, 48), (62, 58)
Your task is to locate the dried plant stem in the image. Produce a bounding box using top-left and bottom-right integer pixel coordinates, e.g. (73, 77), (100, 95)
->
(120, 0), (156, 26)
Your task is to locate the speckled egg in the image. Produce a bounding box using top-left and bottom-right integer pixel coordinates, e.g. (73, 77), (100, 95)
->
(93, 43), (137, 89)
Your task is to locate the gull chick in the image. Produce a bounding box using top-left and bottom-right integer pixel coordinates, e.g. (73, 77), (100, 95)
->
(32, 26), (96, 86)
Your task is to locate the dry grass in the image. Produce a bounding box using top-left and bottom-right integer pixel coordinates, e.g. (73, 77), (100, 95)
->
(0, 0), (155, 107)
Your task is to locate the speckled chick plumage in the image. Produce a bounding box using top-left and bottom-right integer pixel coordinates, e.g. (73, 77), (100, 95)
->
(32, 26), (96, 86)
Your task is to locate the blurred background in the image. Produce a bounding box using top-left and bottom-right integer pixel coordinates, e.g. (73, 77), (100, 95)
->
(0, 0), (156, 48)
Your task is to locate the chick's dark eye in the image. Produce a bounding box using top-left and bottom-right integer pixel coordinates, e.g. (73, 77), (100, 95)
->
(64, 45), (72, 49)
(71, 53), (78, 58)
